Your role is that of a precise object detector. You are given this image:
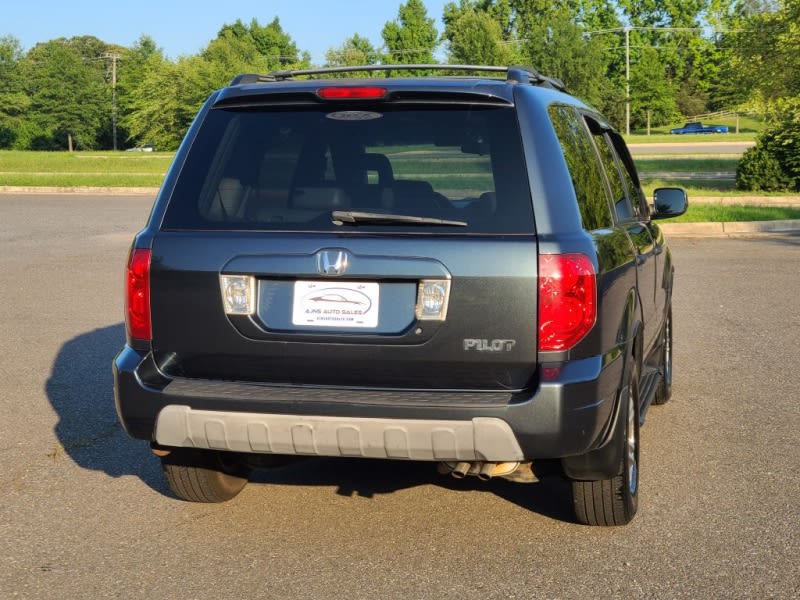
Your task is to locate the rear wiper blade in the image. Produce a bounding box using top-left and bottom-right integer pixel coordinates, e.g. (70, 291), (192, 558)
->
(332, 211), (467, 227)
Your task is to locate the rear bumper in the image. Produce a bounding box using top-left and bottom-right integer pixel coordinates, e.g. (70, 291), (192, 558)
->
(114, 345), (624, 461)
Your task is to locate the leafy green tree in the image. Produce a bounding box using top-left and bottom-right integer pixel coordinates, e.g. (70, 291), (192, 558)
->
(629, 45), (679, 128)
(518, 7), (614, 111)
(121, 53), (185, 151)
(19, 37), (111, 149)
(443, 5), (519, 64)
(0, 35), (29, 148)
(114, 36), (161, 148)
(123, 17), (310, 150)
(325, 34), (381, 76)
(382, 0), (439, 68)
(446, 12), (515, 64)
(211, 17), (309, 72)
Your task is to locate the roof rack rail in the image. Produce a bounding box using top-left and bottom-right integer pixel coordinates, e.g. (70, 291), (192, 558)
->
(229, 64), (566, 92)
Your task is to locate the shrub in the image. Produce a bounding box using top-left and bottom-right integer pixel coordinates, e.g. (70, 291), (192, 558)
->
(736, 145), (794, 191)
(736, 99), (800, 192)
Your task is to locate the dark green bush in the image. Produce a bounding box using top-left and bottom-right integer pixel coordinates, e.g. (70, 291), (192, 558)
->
(736, 99), (800, 192)
(736, 145), (794, 191)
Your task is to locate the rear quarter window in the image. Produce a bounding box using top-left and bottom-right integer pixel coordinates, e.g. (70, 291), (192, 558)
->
(162, 105), (534, 234)
(548, 105), (614, 231)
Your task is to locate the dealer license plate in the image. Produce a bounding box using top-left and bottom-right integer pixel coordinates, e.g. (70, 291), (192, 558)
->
(292, 281), (380, 328)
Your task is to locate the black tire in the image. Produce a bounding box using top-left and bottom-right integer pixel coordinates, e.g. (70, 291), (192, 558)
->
(653, 306), (673, 405)
(160, 448), (250, 503)
(572, 365), (640, 526)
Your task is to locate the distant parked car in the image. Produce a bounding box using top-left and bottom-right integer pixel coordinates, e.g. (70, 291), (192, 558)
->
(126, 144), (155, 152)
(670, 122), (729, 134)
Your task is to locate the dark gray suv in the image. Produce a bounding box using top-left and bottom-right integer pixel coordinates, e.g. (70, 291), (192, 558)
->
(114, 65), (687, 526)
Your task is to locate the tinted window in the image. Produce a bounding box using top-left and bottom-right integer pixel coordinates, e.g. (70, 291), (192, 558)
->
(608, 133), (646, 218)
(593, 132), (633, 221)
(162, 106), (533, 234)
(548, 105), (613, 231)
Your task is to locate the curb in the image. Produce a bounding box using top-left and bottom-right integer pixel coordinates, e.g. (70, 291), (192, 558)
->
(660, 219), (800, 238)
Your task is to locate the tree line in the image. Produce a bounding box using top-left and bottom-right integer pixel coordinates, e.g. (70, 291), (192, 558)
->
(0, 0), (797, 189)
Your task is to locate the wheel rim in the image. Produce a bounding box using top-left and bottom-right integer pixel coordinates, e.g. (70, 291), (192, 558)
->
(626, 383), (638, 496)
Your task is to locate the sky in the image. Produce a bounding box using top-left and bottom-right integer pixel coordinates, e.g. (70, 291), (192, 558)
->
(2, 0), (452, 64)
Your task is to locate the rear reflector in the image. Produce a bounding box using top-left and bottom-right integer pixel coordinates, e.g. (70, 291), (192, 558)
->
(126, 248), (152, 341)
(538, 253), (597, 352)
(317, 86), (387, 100)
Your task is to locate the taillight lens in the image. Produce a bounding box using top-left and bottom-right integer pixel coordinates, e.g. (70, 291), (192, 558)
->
(317, 86), (387, 100)
(126, 248), (152, 341)
(538, 253), (597, 352)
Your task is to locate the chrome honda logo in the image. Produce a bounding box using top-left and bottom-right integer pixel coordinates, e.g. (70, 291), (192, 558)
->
(316, 249), (349, 276)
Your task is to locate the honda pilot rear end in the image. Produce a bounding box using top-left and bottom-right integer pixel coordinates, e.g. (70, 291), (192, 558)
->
(114, 65), (684, 526)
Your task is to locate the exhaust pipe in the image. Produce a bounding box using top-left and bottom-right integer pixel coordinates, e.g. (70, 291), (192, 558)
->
(451, 461), (472, 479)
(440, 461), (522, 481)
(477, 462), (495, 481)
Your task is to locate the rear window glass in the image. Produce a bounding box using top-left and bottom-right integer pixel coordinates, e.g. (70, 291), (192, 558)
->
(162, 106), (533, 234)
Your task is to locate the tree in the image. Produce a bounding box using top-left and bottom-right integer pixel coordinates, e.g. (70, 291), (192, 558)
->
(443, 5), (519, 64)
(382, 0), (439, 68)
(212, 17), (309, 72)
(19, 37), (111, 149)
(121, 52), (186, 151)
(0, 35), (29, 148)
(629, 45), (679, 128)
(518, 7), (615, 112)
(325, 34), (381, 77)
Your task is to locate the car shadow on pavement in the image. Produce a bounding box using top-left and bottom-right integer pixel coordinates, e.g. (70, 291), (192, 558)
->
(250, 457), (576, 523)
(45, 323), (166, 494)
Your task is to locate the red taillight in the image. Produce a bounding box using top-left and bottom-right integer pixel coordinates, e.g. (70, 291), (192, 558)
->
(538, 253), (597, 352)
(317, 86), (387, 100)
(126, 248), (152, 341)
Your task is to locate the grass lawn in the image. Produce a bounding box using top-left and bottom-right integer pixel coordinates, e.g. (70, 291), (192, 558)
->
(663, 204), (800, 223)
(0, 150), (171, 186)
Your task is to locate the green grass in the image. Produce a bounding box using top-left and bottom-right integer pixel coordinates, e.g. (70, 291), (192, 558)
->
(0, 150), (171, 186)
(625, 132), (756, 144)
(635, 157), (739, 173)
(664, 204), (800, 223)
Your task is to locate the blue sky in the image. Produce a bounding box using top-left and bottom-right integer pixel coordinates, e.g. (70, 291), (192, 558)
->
(3, 0), (451, 63)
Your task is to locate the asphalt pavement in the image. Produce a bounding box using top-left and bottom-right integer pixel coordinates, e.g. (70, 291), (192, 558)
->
(0, 193), (798, 599)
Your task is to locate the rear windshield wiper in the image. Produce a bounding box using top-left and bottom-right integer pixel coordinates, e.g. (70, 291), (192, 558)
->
(332, 210), (467, 227)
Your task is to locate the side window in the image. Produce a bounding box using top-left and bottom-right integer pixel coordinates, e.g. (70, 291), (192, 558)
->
(593, 131), (634, 222)
(609, 133), (646, 219)
(548, 105), (613, 231)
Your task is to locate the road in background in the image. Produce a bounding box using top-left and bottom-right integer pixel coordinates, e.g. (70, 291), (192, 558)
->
(1, 194), (798, 599)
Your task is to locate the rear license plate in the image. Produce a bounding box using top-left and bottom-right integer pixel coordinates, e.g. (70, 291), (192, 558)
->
(292, 281), (379, 328)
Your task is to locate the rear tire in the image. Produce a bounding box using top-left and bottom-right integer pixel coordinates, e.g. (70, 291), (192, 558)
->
(653, 307), (673, 405)
(161, 449), (250, 503)
(571, 365), (640, 526)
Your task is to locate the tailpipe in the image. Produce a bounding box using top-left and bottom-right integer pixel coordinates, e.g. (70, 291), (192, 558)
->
(450, 461), (472, 479)
(439, 461), (522, 481)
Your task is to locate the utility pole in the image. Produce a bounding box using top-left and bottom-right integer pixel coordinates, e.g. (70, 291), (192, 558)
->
(625, 27), (630, 136)
(102, 52), (121, 150)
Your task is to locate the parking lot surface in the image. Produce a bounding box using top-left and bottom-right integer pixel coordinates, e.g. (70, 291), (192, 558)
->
(1, 194), (798, 599)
